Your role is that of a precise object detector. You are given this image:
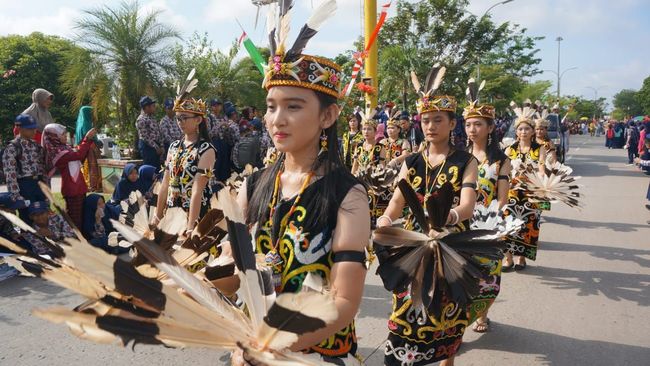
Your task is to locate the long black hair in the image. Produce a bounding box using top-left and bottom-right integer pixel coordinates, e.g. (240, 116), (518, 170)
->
(198, 116), (211, 142)
(245, 90), (351, 229)
(467, 117), (507, 165)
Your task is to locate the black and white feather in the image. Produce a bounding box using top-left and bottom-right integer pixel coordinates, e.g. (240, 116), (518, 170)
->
(373, 179), (508, 315)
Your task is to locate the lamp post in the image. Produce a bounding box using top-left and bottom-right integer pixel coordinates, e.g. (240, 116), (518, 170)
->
(476, 0), (515, 84)
(586, 85), (607, 119)
(555, 36), (564, 104)
(543, 66), (577, 105)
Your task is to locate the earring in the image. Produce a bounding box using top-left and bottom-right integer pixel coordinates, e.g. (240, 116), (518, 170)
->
(466, 138), (471, 147)
(488, 134), (493, 145)
(450, 130), (455, 145)
(319, 129), (328, 155)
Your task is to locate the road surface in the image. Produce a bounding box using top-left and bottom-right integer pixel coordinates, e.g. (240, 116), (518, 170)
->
(1, 134), (649, 365)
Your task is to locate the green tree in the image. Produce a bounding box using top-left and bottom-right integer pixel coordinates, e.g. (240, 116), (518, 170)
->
(375, 0), (542, 111)
(0, 32), (81, 139)
(170, 33), (267, 114)
(513, 80), (553, 104)
(634, 76), (650, 115)
(61, 0), (180, 144)
(612, 89), (643, 116)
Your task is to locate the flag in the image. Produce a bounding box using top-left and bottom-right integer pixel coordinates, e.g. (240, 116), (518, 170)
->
(239, 31), (265, 75)
(342, 1), (392, 97)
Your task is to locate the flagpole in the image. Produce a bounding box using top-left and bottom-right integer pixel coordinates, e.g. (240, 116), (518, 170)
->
(364, 0), (378, 110)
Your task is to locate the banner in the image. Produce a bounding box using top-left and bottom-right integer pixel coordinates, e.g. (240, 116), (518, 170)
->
(238, 31), (266, 75)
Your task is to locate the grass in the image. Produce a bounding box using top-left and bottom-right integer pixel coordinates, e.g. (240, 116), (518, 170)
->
(50, 192), (112, 210)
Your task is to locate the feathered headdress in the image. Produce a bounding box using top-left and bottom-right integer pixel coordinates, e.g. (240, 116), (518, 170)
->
(173, 68), (206, 116)
(534, 103), (550, 128)
(386, 109), (402, 128)
(462, 78), (495, 120)
(262, 0), (342, 99)
(510, 99), (538, 128)
(358, 107), (378, 129)
(411, 63), (456, 114)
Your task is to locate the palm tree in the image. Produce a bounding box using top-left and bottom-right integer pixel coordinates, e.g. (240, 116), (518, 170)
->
(61, 0), (179, 143)
(378, 44), (421, 111)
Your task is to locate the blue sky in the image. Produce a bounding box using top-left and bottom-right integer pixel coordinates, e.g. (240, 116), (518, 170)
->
(2, 0), (649, 109)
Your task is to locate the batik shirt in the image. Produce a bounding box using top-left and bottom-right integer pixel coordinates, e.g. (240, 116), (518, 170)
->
(159, 115), (183, 147)
(166, 139), (215, 217)
(136, 112), (162, 150)
(23, 213), (75, 255)
(1, 137), (45, 199)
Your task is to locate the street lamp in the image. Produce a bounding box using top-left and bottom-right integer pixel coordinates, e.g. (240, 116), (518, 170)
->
(556, 36), (563, 104)
(543, 66), (577, 104)
(476, 0), (516, 83)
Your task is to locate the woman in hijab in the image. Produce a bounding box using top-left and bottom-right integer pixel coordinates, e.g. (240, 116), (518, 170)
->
(137, 165), (158, 204)
(75, 106), (103, 192)
(104, 163), (139, 223)
(20, 88), (54, 143)
(83, 193), (126, 254)
(42, 123), (96, 229)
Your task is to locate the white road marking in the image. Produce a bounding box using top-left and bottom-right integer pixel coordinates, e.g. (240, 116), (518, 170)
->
(575, 147), (581, 152)
(566, 155), (573, 161)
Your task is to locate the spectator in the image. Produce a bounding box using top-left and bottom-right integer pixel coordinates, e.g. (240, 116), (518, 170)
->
(1, 114), (46, 223)
(625, 121), (640, 164)
(606, 122), (615, 148)
(22, 201), (75, 256)
(42, 123), (97, 229)
(159, 98), (182, 155)
(137, 165), (158, 204)
(82, 194), (125, 254)
(136, 96), (162, 167)
(104, 163), (140, 227)
(75, 106), (103, 192)
(0, 193), (31, 253)
(20, 88), (55, 143)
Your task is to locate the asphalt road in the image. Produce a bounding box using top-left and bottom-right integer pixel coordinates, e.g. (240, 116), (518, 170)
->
(1, 134), (649, 365)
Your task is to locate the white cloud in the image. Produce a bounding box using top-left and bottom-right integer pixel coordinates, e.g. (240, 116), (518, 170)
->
(204, 0), (258, 21)
(140, 0), (190, 34)
(0, 7), (80, 38)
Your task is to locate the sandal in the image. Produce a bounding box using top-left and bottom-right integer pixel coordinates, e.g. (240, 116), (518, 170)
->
(472, 318), (490, 333)
(514, 262), (527, 271)
(501, 263), (514, 272)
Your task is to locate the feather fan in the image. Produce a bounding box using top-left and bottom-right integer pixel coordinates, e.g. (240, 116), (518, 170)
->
(7, 203), (340, 365)
(513, 161), (583, 208)
(373, 179), (510, 311)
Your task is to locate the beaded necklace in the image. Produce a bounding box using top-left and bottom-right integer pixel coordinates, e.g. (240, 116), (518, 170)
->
(423, 148), (451, 207)
(264, 165), (314, 268)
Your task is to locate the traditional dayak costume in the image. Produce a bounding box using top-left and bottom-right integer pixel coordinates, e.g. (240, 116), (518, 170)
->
(463, 79), (507, 323)
(246, 0), (368, 363)
(352, 112), (387, 226)
(504, 100), (543, 261)
(381, 64), (479, 365)
(166, 74), (216, 220)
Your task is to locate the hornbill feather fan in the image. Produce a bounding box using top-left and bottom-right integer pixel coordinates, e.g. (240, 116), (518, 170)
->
(373, 179), (515, 312)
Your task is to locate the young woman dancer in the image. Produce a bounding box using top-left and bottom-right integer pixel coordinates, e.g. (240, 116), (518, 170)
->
(377, 65), (479, 366)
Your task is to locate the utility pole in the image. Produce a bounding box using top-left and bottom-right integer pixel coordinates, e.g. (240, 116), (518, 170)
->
(556, 36), (563, 106)
(364, 0), (378, 110)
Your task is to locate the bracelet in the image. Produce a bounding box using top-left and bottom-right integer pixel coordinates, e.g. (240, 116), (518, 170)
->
(448, 209), (459, 226)
(377, 215), (393, 226)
